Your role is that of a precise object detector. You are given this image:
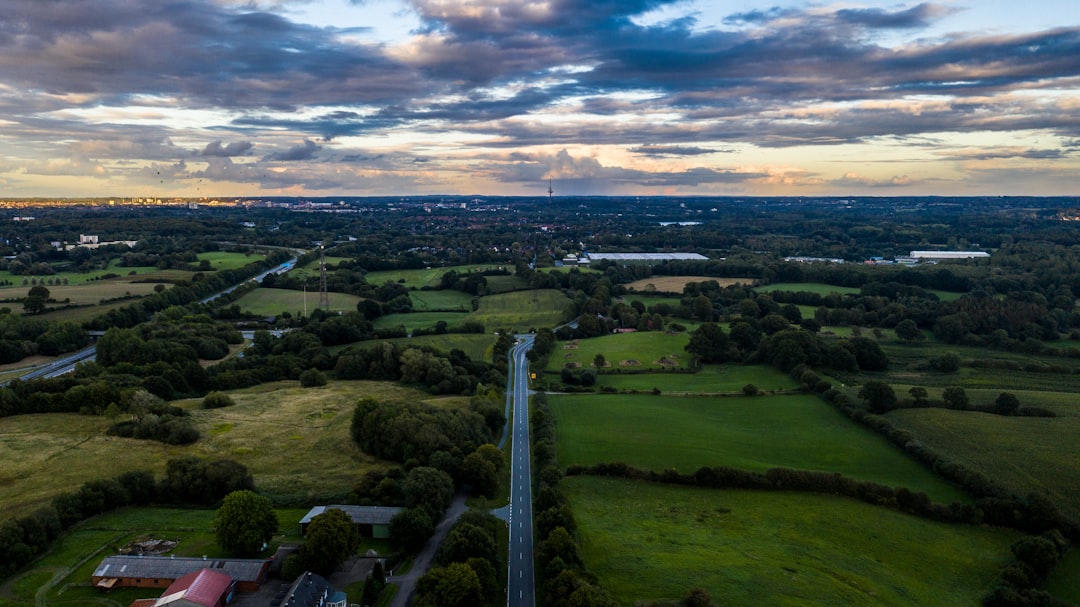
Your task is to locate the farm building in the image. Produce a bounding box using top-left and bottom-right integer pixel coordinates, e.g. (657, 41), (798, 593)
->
(298, 505), (402, 539)
(908, 250), (990, 259)
(154, 569), (234, 607)
(279, 571), (347, 607)
(91, 555), (270, 593)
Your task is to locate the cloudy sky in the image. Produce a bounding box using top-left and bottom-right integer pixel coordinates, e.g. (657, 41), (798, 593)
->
(0, 0), (1077, 198)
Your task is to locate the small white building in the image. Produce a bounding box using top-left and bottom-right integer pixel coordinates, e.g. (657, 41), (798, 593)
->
(909, 250), (989, 260)
(79, 234), (99, 245)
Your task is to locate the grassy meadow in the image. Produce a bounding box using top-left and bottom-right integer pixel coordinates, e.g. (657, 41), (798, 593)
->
(231, 287), (363, 316)
(564, 477), (1015, 607)
(549, 392), (966, 502)
(885, 408), (1080, 521)
(594, 364), (799, 393)
(409, 289), (473, 311)
(547, 330), (694, 372)
(0, 381), (424, 520)
(340, 333), (496, 363)
(373, 312), (470, 332)
(363, 265), (512, 290)
(623, 276), (751, 293)
(464, 289), (568, 330)
(195, 251), (267, 270)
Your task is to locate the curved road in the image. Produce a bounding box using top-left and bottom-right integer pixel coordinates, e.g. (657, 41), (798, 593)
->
(507, 335), (536, 607)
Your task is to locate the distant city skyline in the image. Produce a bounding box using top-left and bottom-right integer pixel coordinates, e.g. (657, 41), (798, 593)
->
(0, 0), (1077, 198)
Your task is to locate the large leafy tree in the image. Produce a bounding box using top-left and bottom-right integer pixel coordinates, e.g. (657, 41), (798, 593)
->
(214, 490), (278, 557)
(684, 323), (729, 363)
(302, 508), (360, 576)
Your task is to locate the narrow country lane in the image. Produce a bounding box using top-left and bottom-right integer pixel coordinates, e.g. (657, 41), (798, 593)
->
(506, 336), (536, 607)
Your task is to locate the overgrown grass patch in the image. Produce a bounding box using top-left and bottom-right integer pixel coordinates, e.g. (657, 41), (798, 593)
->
(885, 408), (1080, 522)
(372, 312), (470, 332)
(343, 333), (496, 363)
(550, 393), (965, 501)
(408, 290), (473, 311)
(0, 381), (421, 519)
(563, 476), (1015, 607)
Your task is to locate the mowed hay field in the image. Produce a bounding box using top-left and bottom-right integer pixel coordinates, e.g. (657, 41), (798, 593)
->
(550, 393), (966, 502)
(0, 381), (420, 520)
(886, 408), (1080, 522)
(624, 276), (752, 293)
(232, 287), (363, 316)
(564, 477), (1016, 607)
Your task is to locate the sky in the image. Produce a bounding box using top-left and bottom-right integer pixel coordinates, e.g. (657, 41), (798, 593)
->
(0, 0), (1078, 198)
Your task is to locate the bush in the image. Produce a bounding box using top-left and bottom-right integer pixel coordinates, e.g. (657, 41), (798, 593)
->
(202, 391), (235, 409)
(742, 383), (759, 396)
(299, 368), (327, 387)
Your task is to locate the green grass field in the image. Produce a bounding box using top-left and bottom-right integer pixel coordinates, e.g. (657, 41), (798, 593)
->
(1044, 548), (1080, 604)
(550, 393), (966, 502)
(563, 477), (1015, 607)
(363, 265), (512, 290)
(483, 275), (529, 293)
(409, 289), (474, 311)
(464, 289), (568, 331)
(196, 251), (267, 270)
(758, 282), (861, 296)
(231, 287), (363, 316)
(594, 364), (799, 393)
(546, 330), (694, 373)
(373, 312), (470, 332)
(0, 381), (426, 520)
(885, 408), (1080, 522)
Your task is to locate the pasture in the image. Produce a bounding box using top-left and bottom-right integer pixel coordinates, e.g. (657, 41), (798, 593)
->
(595, 364), (798, 393)
(231, 287), (363, 316)
(373, 312), (469, 332)
(623, 276), (751, 294)
(758, 282), (860, 296)
(196, 251), (267, 270)
(885, 408), (1080, 522)
(563, 477), (1015, 607)
(546, 330), (693, 373)
(464, 289), (568, 331)
(549, 393), (966, 502)
(409, 289), (473, 311)
(0, 380), (424, 520)
(363, 265), (512, 290)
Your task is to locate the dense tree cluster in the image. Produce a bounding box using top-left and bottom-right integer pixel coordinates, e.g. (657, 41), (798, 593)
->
(350, 397), (498, 466)
(413, 511), (504, 607)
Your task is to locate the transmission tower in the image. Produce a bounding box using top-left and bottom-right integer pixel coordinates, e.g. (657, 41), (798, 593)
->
(318, 245), (330, 310)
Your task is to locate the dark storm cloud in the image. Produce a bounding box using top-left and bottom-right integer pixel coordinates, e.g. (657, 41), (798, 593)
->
(200, 141), (254, 157)
(265, 140), (322, 161)
(835, 3), (949, 29)
(630, 145), (723, 157)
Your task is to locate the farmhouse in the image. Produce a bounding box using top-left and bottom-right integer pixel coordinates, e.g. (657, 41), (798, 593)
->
(153, 568), (234, 607)
(91, 555), (270, 593)
(298, 505), (402, 539)
(279, 571), (347, 607)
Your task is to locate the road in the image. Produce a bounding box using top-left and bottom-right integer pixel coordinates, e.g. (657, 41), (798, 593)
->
(6, 257), (298, 383)
(506, 335), (536, 607)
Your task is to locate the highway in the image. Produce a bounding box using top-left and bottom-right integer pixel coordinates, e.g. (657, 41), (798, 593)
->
(506, 335), (536, 607)
(6, 257), (297, 383)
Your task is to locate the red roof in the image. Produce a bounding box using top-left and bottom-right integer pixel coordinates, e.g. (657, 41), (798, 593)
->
(158, 568), (232, 607)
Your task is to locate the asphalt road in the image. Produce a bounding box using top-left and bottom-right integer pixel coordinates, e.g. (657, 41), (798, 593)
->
(507, 335), (536, 607)
(6, 257), (298, 383)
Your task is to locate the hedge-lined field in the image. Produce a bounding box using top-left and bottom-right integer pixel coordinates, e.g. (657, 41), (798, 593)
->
(564, 477), (1015, 607)
(550, 392), (966, 502)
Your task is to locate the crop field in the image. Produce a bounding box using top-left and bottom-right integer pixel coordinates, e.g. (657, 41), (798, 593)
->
(196, 251), (267, 270)
(885, 408), (1080, 521)
(409, 289), (473, 311)
(0, 507), (310, 606)
(464, 289), (568, 330)
(563, 477), (1015, 607)
(550, 393), (966, 502)
(231, 287), (363, 316)
(623, 276), (751, 294)
(373, 312), (469, 331)
(0, 381), (424, 520)
(363, 265), (512, 290)
(546, 330), (694, 373)
(594, 365), (799, 393)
